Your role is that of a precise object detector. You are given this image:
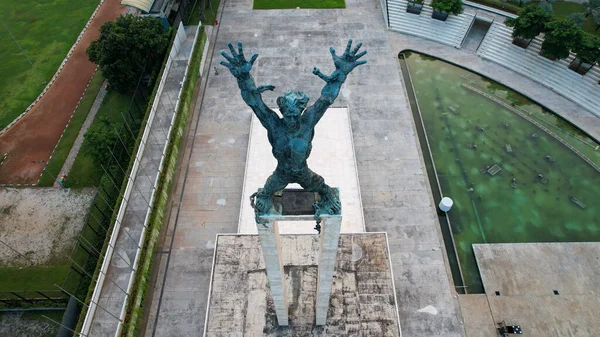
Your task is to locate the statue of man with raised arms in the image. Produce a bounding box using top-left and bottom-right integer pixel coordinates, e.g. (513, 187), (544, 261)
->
(220, 39), (366, 219)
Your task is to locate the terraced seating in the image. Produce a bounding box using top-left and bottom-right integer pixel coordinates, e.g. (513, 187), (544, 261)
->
(388, 0), (474, 48)
(477, 22), (600, 116)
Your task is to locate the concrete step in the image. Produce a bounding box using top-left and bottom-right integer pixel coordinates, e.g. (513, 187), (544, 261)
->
(387, 0), (473, 48)
(477, 22), (600, 115)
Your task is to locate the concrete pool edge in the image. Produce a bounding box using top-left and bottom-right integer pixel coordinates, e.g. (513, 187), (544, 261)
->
(397, 53), (469, 295)
(397, 48), (600, 146)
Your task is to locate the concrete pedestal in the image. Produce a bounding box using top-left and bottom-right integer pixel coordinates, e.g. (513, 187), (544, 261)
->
(203, 233), (401, 336)
(256, 189), (342, 326)
(239, 108), (365, 234)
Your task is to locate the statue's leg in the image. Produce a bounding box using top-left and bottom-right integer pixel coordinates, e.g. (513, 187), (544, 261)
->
(255, 172), (288, 213)
(297, 168), (341, 214)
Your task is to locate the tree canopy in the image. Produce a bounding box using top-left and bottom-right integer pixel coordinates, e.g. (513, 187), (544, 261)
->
(87, 15), (169, 93)
(506, 5), (553, 40)
(584, 0), (600, 17)
(430, 0), (463, 16)
(541, 19), (583, 60)
(83, 116), (118, 166)
(566, 12), (586, 28)
(574, 33), (600, 63)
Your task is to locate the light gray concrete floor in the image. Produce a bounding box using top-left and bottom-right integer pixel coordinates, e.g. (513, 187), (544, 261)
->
(473, 243), (600, 337)
(87, 27), (198, 337)
(145, 1), (465, 336)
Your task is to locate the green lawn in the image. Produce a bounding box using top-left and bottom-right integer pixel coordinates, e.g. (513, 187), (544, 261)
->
(253, 0), (345, 9)
(552, 2), (600, 36)
(67, 90), (130, 188)
(0, 0), (100, 130)
(38, 71), (105, 186)
(188, 0), (220, 25)
(0, 265), (69, 292)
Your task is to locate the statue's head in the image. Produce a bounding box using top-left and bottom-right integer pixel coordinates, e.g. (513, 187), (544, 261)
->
(277, 91), (309, 130)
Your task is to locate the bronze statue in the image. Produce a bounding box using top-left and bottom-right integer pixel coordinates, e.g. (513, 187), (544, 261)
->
(220, 39), (366, 219)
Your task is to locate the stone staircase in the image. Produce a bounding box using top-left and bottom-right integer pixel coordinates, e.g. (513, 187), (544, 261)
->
(477, 22), (600, 116)
(388, 0), (475, 48)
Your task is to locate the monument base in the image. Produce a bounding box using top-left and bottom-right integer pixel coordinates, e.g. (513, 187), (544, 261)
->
(203, 233), (401, 336)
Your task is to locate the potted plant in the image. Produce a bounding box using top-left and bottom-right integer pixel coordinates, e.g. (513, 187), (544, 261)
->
(570, 33), (600, 74)
(505, 5), (552, 48)
(540, 19), (583, 61)
(430, 0), (463, 21)
(407, 0), (424, 15)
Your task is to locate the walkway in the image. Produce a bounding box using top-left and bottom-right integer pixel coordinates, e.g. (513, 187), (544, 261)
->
(84, 25), (199, 337)
(0, 0), (126, 185)
(144, 0), (465, 336)
(55, 80), (109, 187)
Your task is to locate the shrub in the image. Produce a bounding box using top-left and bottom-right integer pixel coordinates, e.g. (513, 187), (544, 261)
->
(431, 0), (464, 15)
(574, 32), (600, 63)
(541, 19), (583, 60)
(505, 4), (553, 40)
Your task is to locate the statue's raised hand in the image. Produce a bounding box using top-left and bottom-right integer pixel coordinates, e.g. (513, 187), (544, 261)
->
(313, 39), (367, 82)
(220, 41), (258, 79)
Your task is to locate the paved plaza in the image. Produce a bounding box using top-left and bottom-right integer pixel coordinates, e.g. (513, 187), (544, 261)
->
(143, 0), (600, 337)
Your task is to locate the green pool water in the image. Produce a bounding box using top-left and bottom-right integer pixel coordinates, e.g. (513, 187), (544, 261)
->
(401, 52), (600, 293)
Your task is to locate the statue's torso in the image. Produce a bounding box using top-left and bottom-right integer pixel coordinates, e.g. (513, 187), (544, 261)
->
(269, 124), (314, 174)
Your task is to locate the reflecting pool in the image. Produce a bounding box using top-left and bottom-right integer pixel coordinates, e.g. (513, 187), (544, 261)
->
(400, 52), (600, 293)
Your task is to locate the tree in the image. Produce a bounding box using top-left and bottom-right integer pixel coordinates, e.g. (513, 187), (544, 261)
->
(566, 12), (586, 28)
(574, 33), (600, 63)
(84, 116), (118, 167)
(430, 0), (463, 16)
(592, 8), (600, 30)
(583, 0), (600, 17)
(541, 19), (583, 60)
(539, 0), (553, 15)
(505, 5), (553, 40)
(87, 15), (169, 93)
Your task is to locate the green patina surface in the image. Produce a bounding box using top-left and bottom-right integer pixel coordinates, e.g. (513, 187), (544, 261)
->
(404, 52), (600, 293)
(220, 40), (366, 219)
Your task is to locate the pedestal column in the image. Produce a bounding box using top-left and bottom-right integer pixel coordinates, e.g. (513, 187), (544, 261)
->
(255, 188), (342, 327)
(315, 214), (342, 325)
(255, 220), (288, 326)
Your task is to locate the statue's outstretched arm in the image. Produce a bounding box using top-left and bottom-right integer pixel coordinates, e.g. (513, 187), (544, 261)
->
(220, 42), (277, 128)
(304, 39), (367, 127)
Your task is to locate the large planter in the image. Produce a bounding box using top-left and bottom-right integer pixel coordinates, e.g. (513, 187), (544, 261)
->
(432, 9), (449, 21)
(512, 37), (532, 49)
(539, 50), (557, 61)
(569, 58), (595, 75)
(407, 3), (423, 15)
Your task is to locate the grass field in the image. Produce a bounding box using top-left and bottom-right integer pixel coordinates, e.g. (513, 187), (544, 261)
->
(0, 0), (100, 130)
(66, 90), (131, 188)
(38, 71), (105, 187)
(253, 0), (345, 9)
(552, 2), (600, 36)
(0, 266), (69, 292)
